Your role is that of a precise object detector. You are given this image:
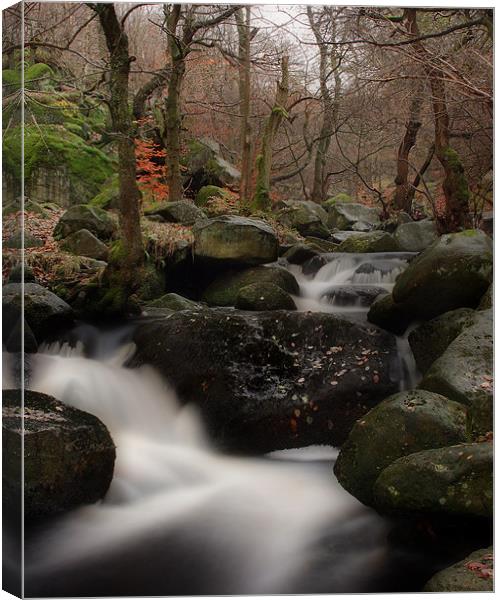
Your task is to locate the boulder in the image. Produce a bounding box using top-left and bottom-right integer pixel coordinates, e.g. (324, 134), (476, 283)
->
(53, 204), (116, 241)
(322, 285), (388, 307)
(145, 200), (206, 226)
(235, 282), (297, 311)
(131, 310), (400, 452)
(478, 284), (492, 310)
(408, 308), (476, 374)
(302, 255), (328, 276)
(194, 185), (226, 208)
(194, 216), (278, 265)
(276, 201), (330, 239)
(334, 390), (467, 505)
(394, 220), (438, 252)
(419, 311), (493, 437)
(373, 441), (493, 518)
(2, 283), (73, 341)
(303, 236), (338, 253)
(392, 230), (493, 320)
(335, 231), (400, 253)
(202, 266), (299, 306)
(184, 139), (240, 191)
(282, 243), (319, 265)
(424, 547), (493, 592)
(145, 293), (203, 312)
(331, 231), (360, 244)
(3, 389), (115, 521)
(4, 318), (38, 353)
(367, 294), (413, 335)
(59, 228), (109, 261)
(326, 202), (380, 231)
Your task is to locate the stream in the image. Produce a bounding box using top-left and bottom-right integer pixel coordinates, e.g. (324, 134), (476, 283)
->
(11, 252), (472, 595)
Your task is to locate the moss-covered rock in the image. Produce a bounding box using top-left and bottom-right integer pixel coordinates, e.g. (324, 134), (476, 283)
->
(373, 441), (493, 518)
(334, 390), (467, 506)
(326, 202), (380, 230)
(408, 308), (476, 374)
(335, 231), (400, 253)
(392, 230), (493, 320)
(54, 204), (117, 241)
(194, 215), (278, 266)
(202, 266), (299, 306)
(145, 200), (206, 225)
(146, 293), (202, 312)
(89, 174), (119, 210)
(394, 220), (438, 252)
(184, 139), (240, 192)
(276, 201), (331, 239)
(3, 389), (115, 521)
(424, 546), (493, 592)
(282, 243), (319, 265)
(2, 282), (74, 341)
(303, 236), (339, 253)
(235, 282), (297, 311)
(59, 228), (109, 261)
(323, 192), (351, 207)
(5, 231), (43, 249)
(419, 311), (493, 437)
(195, 185), (226, 207)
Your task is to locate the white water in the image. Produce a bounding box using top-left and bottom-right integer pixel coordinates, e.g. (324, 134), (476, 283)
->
(20, 339), (388, 596)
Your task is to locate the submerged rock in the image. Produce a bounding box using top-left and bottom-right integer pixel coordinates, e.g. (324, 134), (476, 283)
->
(3, 282), (73, 341)
(194, 215), (278, 265)
(424, 546), (493, 592)
(419, 311), (493, 437)
(3, 389), (115, 521)
(334, 390), (466, 506)
(131, 310), (400, 453)
(373, 441), (493, 519)
(53, 204), (116, 241)
(202, 266), (299, 307)
(235, 282), (297, 311)
(392, 230), (493, 320)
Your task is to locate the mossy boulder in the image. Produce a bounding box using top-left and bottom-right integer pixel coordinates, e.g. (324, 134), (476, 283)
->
(195, 185), (226, 207)
(424, 547), (493, 592)
(59, 228), (109, 261)
(235, 282), (297, 311)
(394, 220), (438, 252)
(334, 390), (467, 506)
(145, 200), (206, 226)
(478, 284), (492, 310)
(5, 231), (43, 249)
(89, 174), (119, 210)
(146, 293), (202, 312)
(276, 201), (331, 239)
(202, 266), (299, 306)
(282, 243), (319, 265)
(184, 139), (240, 192)
(373, 441), (493, 518)
(53, 204), (117, 241)
(408, 308), (476, 374)
(2, 389), (115, 521)
(419, 311), (493, 438)
(367, 294), (413, 335)
(392, 230), (493, 320)
(2, 283), (73, 341)
(194, 215), (278, 265)
(303, 236), (338, 253)
(335, 231), (400, 253)
(323, 192), (351, 207)
(326, 202), (380, 230)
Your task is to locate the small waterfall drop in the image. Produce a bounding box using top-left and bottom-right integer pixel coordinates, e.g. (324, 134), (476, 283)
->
(20, 333), (390, 596)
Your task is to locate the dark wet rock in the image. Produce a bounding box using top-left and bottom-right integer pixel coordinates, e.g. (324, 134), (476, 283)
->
(2, 389), (115, 521)
(367, 294), (413, 335)
(302, 255), (328, 276)
(478, 284), (492, 310)
(131, 310), (400, 453)
(373, 441), (493, 519)
(53, 204), (116, 241)
(322, 285), (388, 307)
(334, 390), (467, 506)
(2, 283), (73, 341)
(4, 318), (38, 353)
(392, 230), (493, 320)
(235, 282), (297, 311)
(424, 546), (493, 592)
(193, 215), (278, 266)
(282, 243), (319, 265)
(202, 266), (299, 307)
(59, 228), (109, 261)
(145, 293), (203, 312)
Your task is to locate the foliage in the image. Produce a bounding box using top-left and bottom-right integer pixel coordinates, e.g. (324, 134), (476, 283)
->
(135, 137), (169, 202)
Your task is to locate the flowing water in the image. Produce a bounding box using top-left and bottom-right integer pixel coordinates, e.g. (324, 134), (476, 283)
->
(11, 252), (440, 596)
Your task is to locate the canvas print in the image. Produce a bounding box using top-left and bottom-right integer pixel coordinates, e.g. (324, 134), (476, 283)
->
(2, 2), (494, 596)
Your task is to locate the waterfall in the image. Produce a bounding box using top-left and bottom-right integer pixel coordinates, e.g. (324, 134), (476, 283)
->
(21, 332), (389, 596)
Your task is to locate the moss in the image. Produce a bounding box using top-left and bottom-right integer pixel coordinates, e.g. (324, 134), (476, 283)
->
(3, 124), (113, 199)
(195, 185), (225, 207)
(324, 192), (351, 206)
(89, 175), (119, 209)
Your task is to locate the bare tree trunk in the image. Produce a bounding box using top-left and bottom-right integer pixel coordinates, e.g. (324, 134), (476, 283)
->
(236, 6), (253, 205)
(393, 91), (423, 213)
(91, 3), (144, 298)
(251, 55), (289, 212)
(406, 9), (471, 230)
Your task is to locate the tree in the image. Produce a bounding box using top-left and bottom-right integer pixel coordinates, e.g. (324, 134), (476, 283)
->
(252, 54), (289, 212)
